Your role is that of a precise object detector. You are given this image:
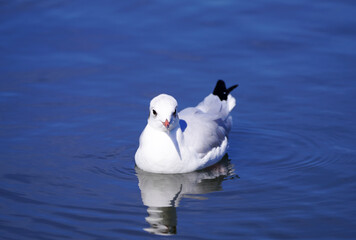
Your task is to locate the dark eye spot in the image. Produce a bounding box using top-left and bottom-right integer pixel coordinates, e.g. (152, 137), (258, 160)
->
(152, 109), (157, 116)
(173, 109), (177, 116)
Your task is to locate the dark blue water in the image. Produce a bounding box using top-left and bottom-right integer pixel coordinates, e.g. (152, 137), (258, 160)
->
(1, 0), (356, 239)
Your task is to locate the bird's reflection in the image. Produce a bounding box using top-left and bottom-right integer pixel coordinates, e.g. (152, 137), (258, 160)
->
(135, 155), (236, 235)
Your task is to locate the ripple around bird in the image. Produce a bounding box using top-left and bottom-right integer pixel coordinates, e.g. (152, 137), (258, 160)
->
(231, 126), (340, 173)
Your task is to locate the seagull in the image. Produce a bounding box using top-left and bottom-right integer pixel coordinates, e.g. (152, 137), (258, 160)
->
(135, 80), (238, 174)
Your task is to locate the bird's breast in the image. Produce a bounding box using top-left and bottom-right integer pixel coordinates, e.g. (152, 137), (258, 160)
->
(135, 125), (184, 173)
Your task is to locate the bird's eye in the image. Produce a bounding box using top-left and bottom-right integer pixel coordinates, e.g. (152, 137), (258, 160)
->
(173, 109), (177, 116)
(152, 109), (157, 116)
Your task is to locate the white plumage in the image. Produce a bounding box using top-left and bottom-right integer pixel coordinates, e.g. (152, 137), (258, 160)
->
(135, 80), (238, 173)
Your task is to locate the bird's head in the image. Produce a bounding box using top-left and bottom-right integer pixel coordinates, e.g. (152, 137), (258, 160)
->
(148, 94), (179, 132)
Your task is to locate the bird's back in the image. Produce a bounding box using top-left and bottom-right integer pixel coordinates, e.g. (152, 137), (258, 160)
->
(179, 93), (236, 156)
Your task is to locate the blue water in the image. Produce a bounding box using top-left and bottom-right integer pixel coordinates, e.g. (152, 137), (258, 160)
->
(1, 0), (356, 239)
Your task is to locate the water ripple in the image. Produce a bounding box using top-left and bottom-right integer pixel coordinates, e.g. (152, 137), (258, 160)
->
(0, 188), (46, 205)
(235, 126), (340, 172)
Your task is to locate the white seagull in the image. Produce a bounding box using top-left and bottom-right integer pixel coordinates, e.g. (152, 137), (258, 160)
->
(135, 80), (238, 174)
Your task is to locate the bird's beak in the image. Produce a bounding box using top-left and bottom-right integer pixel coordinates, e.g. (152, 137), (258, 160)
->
(163, 119), (170, 128)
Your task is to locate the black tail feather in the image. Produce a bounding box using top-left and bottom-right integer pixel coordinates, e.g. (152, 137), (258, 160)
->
(213, 79), (238, 101)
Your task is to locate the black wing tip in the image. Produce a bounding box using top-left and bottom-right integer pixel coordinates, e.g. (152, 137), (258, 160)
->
(227, 84), (238, 93)
(213, 79), (238, 101)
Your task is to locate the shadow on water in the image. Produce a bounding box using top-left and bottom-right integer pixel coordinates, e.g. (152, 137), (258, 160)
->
(135, 155), (237, 236)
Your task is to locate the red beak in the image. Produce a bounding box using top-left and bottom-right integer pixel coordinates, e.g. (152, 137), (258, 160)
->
(163, 119), (170, 128)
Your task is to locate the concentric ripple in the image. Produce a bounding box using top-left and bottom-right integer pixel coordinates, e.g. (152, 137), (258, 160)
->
(233, 126), (341, 172)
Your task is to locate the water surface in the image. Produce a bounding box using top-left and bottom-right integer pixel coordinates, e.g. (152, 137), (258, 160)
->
(1, 0), (356, 239)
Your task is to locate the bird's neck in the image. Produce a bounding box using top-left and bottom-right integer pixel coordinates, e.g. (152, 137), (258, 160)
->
(150, 125), (181, 141)
(147, 124), (183, 157)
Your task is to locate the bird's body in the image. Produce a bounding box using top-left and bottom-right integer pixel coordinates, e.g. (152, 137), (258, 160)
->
(135, 80), (238, 174)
